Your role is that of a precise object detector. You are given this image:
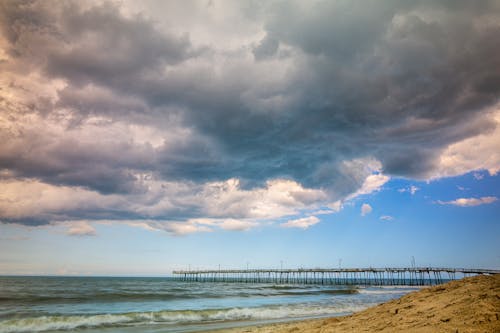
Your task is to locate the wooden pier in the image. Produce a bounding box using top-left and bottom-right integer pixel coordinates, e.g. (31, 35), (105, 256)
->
(172, 267), (500, 286)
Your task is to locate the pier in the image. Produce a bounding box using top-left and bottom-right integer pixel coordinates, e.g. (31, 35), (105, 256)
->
(172, 267), (500, 286)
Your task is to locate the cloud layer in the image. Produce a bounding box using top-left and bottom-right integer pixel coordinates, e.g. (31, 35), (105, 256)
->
(1, 0), (499, 233)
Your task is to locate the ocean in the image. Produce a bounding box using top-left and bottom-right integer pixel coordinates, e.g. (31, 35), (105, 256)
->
(0, 276), (419, 333)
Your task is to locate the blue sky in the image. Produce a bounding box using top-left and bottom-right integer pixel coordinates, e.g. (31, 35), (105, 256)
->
(0, 1), (499, 275)
(1, 171), (498, 275)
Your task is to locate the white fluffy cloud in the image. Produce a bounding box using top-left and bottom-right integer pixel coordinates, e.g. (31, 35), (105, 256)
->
(119, 218), (258, 235)
(280, 216), (320, 229)
(65, 221), (96, 236)
(436, 197), (498, 207)
(432, 108), (500, 179)
(327, 200), (343, 212)
(361, 203), (373, 217)
(348, 173), (390, 199)
(398, 185), (419, 195)
(0, 177), (328, 234)
(186, 218), (259, 232)
(0, 161), (432, 235)
(0, 179), (124, 221)
(344, 158), (390, 200)
(160, 222), (212, 236)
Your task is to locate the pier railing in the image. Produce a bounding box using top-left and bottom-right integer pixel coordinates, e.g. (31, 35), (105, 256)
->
(172, 267), (500, 286)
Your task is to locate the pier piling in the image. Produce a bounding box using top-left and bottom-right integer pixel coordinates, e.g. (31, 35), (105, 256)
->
(172, 267), (499, 286)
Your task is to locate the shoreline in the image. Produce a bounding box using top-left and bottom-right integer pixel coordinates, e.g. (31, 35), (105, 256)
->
(208, 274), (500, 333)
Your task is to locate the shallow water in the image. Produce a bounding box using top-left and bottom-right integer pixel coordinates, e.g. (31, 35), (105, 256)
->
(0, 276), (419, 333)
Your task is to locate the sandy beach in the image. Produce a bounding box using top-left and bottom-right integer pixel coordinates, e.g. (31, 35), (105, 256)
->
(210, 274), (500, 333)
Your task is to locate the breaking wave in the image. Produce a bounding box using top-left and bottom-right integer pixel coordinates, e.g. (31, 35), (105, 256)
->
(0, 303), (369, 333)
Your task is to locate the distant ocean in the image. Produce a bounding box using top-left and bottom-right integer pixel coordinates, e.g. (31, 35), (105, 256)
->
(0, 276), (419, 333)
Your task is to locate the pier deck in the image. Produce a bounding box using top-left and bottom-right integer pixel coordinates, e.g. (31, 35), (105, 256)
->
(172, 267), (500, 286)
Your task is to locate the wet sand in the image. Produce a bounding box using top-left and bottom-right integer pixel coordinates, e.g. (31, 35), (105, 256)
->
(210, 274), (500, 333)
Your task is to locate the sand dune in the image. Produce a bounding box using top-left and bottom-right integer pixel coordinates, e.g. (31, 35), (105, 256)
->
(212, 274), (500, 333)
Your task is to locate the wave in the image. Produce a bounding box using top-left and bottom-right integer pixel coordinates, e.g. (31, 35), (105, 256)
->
(0, 288), (357, 305)
(357, 287), (420, 295)
(0, 292), (216, 304)
(0, 303), (369, 333)
(275, 289), (358, 296)
(262, 285), (298, 290)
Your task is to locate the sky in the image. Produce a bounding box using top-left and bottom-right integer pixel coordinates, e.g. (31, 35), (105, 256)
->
(0, 0), (499, 276)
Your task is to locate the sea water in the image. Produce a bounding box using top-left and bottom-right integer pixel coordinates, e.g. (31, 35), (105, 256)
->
(0, 276), (419, 333)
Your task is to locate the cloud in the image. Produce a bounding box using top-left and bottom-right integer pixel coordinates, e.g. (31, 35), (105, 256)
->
(161, 222), (212, 236)
(309, 200), (342, 216)
(398, 185), (420, 195)
(66, 221), (96, 236)
(280, 216), (320, 229)
(188, 218), (259, 232)
(218, 219), (258, 231)
(0, 179), (125, 224)
(474, 172), (485, 180)
(126, 218), (258, 236)
(0, 177), (327, 226)
(436, 196), (498, 207)
(379, 215), (394, 221)
(361, 203), (373, 217)
(253, 34), (280, 61)
(1, 1), (500, 233)
(347, 173), (390, 200)
(327, 200), (343, 212)
(432, 109), (500, 179)
(312, 209), (337, 215)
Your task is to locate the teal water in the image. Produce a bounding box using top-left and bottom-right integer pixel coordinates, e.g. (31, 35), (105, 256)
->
(0, 276), (418, 332)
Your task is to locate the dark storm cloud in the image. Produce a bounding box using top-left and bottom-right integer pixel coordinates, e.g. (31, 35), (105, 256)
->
(0, 103), (157, 194)
(252, 34), (279, 61)
(257, 0), (500, 179)
(1, 0), (500, 226)
(0, 0), (195, 82)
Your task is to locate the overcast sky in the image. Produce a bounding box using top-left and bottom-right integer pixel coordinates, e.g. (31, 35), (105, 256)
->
(1, 0), (499, 275)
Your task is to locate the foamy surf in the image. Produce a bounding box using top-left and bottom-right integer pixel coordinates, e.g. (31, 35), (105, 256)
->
(0, 277), (416, 333)
(0, 304), (372, 333)
(357, 286), (423, 295)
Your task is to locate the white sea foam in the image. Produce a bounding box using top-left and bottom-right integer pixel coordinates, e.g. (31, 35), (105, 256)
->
(0, 314), (131, 333)
(0, 303), (370, 333)
(357, 287), (420, 295)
